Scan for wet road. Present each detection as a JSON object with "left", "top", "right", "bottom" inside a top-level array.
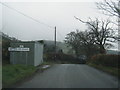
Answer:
[{"left": 17, "top": 64, "right": 119, "bottom": 88}]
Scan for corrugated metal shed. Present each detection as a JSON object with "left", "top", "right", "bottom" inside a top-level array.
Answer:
[{"left": 9, "top": 41, "right": 43, "bottom": 66}]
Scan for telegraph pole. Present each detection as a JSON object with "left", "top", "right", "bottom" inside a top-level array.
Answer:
[
  {"left": 54, "top": 26, "right": 57, "bottom": 61},
  {"left": 118, "top": 1, "right": 120, "bottom": 51},
  {"left": 118, "top": 1, "right": 120, "bottom": 69}
]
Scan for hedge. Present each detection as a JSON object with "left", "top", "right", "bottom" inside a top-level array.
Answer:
[
  {"left": 89, "top": 54, "right": 120, "bottom": 68},
  {"left": 44, "top": 53, "right": 79, "bottom": 64}
]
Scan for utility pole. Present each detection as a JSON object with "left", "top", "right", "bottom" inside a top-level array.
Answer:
[
  {"left": 54, "top": 26, "right": 57, "bottom": 61},
  {"left": 118, "top": 1, "right": 120, "bottom": 51}
]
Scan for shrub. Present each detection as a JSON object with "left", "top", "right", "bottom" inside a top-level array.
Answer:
[
  {"left": 44, "top": 53, "right": 79, "bottom": 64},
  {"left": 89, "top": 54, "right": 120, "bottom": 68}
]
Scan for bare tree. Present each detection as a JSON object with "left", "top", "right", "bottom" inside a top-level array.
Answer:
[
  {"left": 65, "top": 30, "right": 81, "bottom": 57},
  {"left": 65, "top": 30, "right": 99, "bottom": 57},
  {"left": 75, "top": 16, "right": 115, "bottom": 54},
  {"left": 96, "top": 0, "right": 120, "bottom": 49},
  {"left": 96, "top": 0, "right": 120, "bottom": 18}
]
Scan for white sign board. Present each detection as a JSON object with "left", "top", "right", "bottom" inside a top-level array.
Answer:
[{"left": 8, "top": 47, "right": 30, "bottom": 51}]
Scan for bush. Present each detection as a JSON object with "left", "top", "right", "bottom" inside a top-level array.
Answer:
[
  {"left": 89, "top": 54, "right": 120, "bottom": 68},
  {"left": 44, "top": 53, "right": 79, "bottom": 64}
]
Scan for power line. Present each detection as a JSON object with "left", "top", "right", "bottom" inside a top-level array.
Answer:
[
  {"left": 0, "top": 2, "right": 69, "bottom": 42},
  {"left": 0, "top": 2, "right": 54, "bottom": 29}
]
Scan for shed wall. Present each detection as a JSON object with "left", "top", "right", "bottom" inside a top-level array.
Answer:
[
  {"left": 10, "top": 43, "right": 35, "bottom": 66},
  {"left": 34, "top": 42, "right": 43, "bottom": 66}
]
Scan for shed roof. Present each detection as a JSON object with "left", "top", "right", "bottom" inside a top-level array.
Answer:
[{"left": 11, "top": 40, "right": 44, "bottom": 44}]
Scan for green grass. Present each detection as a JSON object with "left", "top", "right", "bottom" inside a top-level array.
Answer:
[
  {"left": 88, "top": 63, "right": 120, "bottom": 78},
  {"left": 42, "top": 60, "right": 76, "bottom": 65},
  {"left": 41, "top": 60, "right": 63, "bottom": 65},
  {"left": 41, "top": 61, "right": 55, "bottom": 65},
  {"left": 2, "top": 64, "right": 37, "bottom": 88},
  {"left": 0, "top": 65, "right": 2, "bottom": 88}
]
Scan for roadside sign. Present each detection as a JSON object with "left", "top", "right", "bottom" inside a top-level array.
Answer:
[{"left": 8, "top": 47, "right": 30, "bottom": 51}]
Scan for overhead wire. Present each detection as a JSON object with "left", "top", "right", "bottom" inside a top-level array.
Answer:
[
  {"left": 0, "top": 2, "right": 74, "bottom": 42},
  {"left": 0, "top": 2, "right": 54, "bottom": 29}
]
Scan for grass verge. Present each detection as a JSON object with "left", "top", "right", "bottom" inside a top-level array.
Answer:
[
  {"left": 41, "top": 61, "right": 56, "bottom": 65},
  {"left": 2, "top": 64, "right": 37, "bottom": 88},
  {"left": 88, "top": 63, "right": 120, "bottom": 78},
  {"left": 41, "top": 60, "right": 77, "bottom": 65}
]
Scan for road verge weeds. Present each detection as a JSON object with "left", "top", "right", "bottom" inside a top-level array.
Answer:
[
  {"left": 88, "top": 63, "right": 120, "bottom": 78},
  {"left": 2, "top": 64, "right": 37, "bottom": 88}
]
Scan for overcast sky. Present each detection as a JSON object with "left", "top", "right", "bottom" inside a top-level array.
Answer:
[{"left": 0, "top": 1, "right": 118, "bottom": 50}]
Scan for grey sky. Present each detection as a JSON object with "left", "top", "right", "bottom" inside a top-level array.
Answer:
[{"left": 0, "top": 1, "right": 118, "bottom": 50}]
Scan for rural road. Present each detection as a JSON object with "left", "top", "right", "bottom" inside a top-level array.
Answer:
[{"left": 17, "top": 64, "right": 119, "bottom": 88}]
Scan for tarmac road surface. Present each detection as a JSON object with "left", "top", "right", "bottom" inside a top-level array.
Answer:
[{"left": 17, "top": 64, "right": 119, "bottom": 88}]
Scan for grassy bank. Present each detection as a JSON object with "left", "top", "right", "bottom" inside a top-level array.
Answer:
[
  {"left": 2, "top": 64, "right": 37, "bottom": 88},
  {"left": 0, "top": 65, "right": 2, "bottom": 88},
  {"left": 88, "top": 63, "right": 120, "bottom": 78},
  {"left": 41, "top": 61, "right": 57, "bottom": 65},
  {"left": 42, "top": 60, "right": 78, "bottom": 65},
  {"left": 88, "top": 54, "right": 120, "bottom": 78}
]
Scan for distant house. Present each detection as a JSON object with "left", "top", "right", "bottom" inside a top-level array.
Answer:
[
  {"left": 106, "top": 50, "right": 120, "bottom": 55},
  {"left": 43, "top": 40, "right": 75, "bottom": 55},
  {"left": 43, "top": 40, "right": 63, "bottom": 53}
]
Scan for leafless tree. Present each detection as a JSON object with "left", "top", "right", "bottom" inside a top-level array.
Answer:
[
  {"left": 75, "top": 16, "right": 115, "bottom": 54},
  {"left": 65, "top": 30, "right": 81, "bottom": 57},
  {"left": 65, "top": 30, "right": 99, "bottom": 57},
  {"left": 96, "top": 0, "right": 120, "bottom": 18},
  {"left": 96, "top": 0, "right": 120, "bottom": 49}
]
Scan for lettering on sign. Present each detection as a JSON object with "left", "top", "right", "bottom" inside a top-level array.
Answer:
[{"left": 8, "top": 47, "right": 30, "bottom": 51}]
